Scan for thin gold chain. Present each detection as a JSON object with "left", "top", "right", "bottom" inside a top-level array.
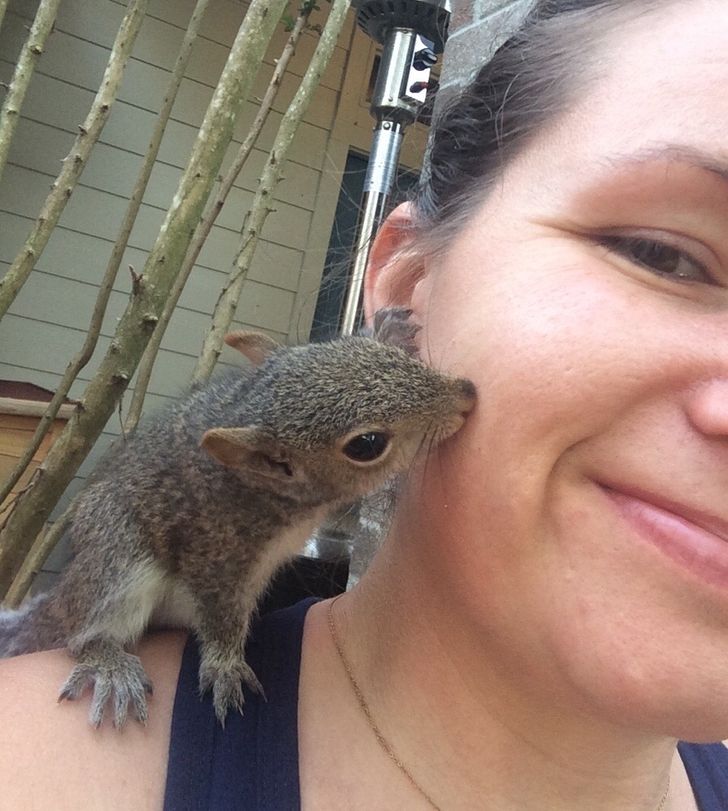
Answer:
[
  {"left": 327, "top": 594, "right": 671, "bottom": 811},
  {"left": 328, "top": 594, "right": 442, "bottom": 810},
  {"left": 656, "top": 775, "right": 671, "bottom": 811}
]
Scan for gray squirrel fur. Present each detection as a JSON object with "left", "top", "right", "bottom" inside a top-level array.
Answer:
[{"left": 0, "top": 309, "right": 475, "bottom": 728}]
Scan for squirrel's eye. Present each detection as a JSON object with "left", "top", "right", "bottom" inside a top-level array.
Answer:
[{"left": 342, "top": 432, "right": 390, "bottom": 463}]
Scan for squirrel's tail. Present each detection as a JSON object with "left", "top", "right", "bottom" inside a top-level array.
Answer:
[{"left": 0, "top": 593, "right": 58, "bottom": 657}]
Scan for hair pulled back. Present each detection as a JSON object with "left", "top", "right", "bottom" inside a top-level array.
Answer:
[{"left": 411, "top": 0, "right": 662, "bottom": 247}]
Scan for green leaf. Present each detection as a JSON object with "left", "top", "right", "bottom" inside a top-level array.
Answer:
[{"left": 281, "top": 11, "right": 296, "bottom": 30}]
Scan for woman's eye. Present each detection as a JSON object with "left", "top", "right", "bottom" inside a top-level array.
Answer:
[{"left": 597, "top": 235, "right": 713, "bottom": 284}]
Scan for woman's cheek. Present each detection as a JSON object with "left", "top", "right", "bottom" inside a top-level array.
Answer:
[{"left": 435, "top": 294, "right": 615, "bottom": 431}]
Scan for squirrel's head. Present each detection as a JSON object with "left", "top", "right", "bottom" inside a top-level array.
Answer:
[{"left": 201, "top": 332, "right": 476, "bottom": 505}]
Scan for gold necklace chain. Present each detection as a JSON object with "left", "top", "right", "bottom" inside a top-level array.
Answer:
[
  {"left": 327, "top": 595, "right": 671, "bottom": 811},
  {"left": 328, "top": 595, "right": 442, "bottom": 809},
  {"left": 656, "top": 776, "right": 671, "bottom": 811}
]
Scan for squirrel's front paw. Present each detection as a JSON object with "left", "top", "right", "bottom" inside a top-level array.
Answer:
[
  {"left": 198, "top": 658, "right": 264, "bottom": 726},
  {"left": 59, "top": 645, "right": 153, "bottom": 729}
]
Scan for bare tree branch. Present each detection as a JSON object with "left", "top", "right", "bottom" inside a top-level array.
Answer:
[
  {"left": 193, "top": 0, "right": 351, "bottom": 383},
  {"left": 0, "top": 0, "right": 62, "bottom": 186},
  {"left": 0, "top": 0, "right": 148, "bottom": 322},
  {"left": 0, "top": 0, "right": 211, "bottom": 511},
  {"left": 124, "top": 2, "right": 312, "bottom": 432},
  {"left": 0, "top": 0, "right": 10, "bottom": 39},
  {"left": 4, "top": 505, "right": 73, "bottom": 608},
  {"left": 0, "top": 0, "right": 289, "bottom": 599}
]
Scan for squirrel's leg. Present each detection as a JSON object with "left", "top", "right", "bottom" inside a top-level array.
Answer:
[
  {"left": 57, "top": 558, "right": 166, "bottom": 728},
  {"left": 185, "top": 529, "right": 310, "bottom": 725},
  {"left": 60, "top": 637, "right": 153, "bottom": 728},
  {"left": 194, "top": 592, "right": 263, "bottom": 726}
]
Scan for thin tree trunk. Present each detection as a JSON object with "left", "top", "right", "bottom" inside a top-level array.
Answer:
[
  {"left": 0, "top": 0, "right": 62, "bottom": 187},
  {"left": 124, "top": 4, "right": 312, "bottom": 432},
  {"left": 0, "top": 0, "right": 288, "bottom": 600},
  {"left": 193, "top": 0, "right": 351, "bottom": 383},
  {"left": 0, "top": 0, "right": 147, "bottom": 322},
  {"left": 0, "top": 0, "right": 211, "bottom": 511},
  {"left": 0, "top": 0, "right": 10, "bottom": 38},
  {"left": 4, "top": 506, "right": 72, "bottom": 607}
]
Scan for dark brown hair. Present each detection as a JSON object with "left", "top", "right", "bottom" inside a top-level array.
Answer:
[{"left": 410, "top": 0, "right": 664, "bottom": 247}]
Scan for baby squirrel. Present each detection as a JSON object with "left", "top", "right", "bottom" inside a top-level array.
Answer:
[{"left": 0, "top": 310, "right": 476, "bottom": 728}]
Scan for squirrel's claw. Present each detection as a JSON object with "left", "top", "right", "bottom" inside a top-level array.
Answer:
[
  {"left": 212, "top": 674, "right": 244, "bottom": 727},
  {"left": 89, "top": 676, "right": 113, "bottom": 728},
  {"left": 198, "top": 656, "right": 266, "bottom": 726},
  {"left": 59, "top": 647, "right": 153, "bottom": 729},
  {"left": 239, "top": 660, "right": 265, "bottom": 698},
  {"left": 58, "top": 664, "right": 94, "bottom": 705}
]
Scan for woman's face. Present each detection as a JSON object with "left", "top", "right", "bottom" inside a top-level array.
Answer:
[{"left": 394, "top": 1, "right": 728, "bottom": 740}]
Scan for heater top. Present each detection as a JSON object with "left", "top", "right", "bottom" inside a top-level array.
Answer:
[{"left": 351, "top": 0, "right": 451, "bottom": 52}]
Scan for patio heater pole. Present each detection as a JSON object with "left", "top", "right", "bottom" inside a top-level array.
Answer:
[
  {"left": 339, "top": 0, "right": 451, "bottom": 335},
  {"left": 336, "top": 1, "right": 451, "bottom": 590}
]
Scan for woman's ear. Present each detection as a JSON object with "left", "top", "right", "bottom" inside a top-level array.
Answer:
[{"left": 363, "top": 202, "right": 424, "bottom": 324}]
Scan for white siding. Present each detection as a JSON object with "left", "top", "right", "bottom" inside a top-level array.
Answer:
[{"left": 0, "top": 0, "right": 356, "bottom": 387}]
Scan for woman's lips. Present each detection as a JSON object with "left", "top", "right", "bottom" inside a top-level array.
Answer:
[{"left": 599, "top": 483, "right": 728, "bottom": 589}]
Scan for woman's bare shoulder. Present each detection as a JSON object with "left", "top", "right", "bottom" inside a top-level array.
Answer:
[{"left": 0, "top": 631, "right": 186, "bottom": 810}]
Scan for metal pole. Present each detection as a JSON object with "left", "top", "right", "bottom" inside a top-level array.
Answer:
[
  {"left": 339, "top": 1, "right": 451, "bottom": 588},
  {"left": 339, "top": 1, "right": 450, "bottom": 334},
  {"left": 339, "top": 121, "right": 404, "bottom": 334}
]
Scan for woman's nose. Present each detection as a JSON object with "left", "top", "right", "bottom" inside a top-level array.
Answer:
[{"left": 685, "top": 378, "right": 728, "bottom": 438}]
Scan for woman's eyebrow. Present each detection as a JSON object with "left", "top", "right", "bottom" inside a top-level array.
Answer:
[{"left": 602, "top": 144, "right": 728, "bottom": 185}]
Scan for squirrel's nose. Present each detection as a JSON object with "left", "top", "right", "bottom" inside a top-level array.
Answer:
[{"left": 455, "top": 378, "right": 477, "bottom": 413}]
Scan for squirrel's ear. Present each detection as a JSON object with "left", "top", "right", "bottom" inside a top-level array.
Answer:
[
  {"left": 201, "top": 427, "right": 296, "bottom": 481},
  {"left": 371, "top": 307, "right": 420, "bottom": 355},
  {"left": 223, "top": 331, "right": 279, "bottom": 366}
]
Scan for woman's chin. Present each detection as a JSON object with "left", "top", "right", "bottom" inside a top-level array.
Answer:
[{"left": 559, "top": 643, "right": 728, "bottom": 743}]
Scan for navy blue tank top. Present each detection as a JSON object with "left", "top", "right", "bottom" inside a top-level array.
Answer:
[{"left": 164, "top": 599, "right": 728, "bottom": 810}]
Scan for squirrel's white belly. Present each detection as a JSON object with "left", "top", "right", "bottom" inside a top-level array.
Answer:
[
  {"left": 150, "top": 574, "right": 200, "bottom": 630},
  {"left": 245, "top": 506, "right": 332, "bottom": 599},
  {"left": 84, "top": 508, "right": 329, "bottom": 643},
  {"left": 77, "top": 561, "right": 199, "bottom": 643}
]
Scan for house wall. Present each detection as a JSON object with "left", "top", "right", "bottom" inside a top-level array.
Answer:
[
  {"left": 443, "top": 0, "right": 531, "bottom": 90},
  {"left": 0, "top": 0, "right": 355, "bottom": 384}
]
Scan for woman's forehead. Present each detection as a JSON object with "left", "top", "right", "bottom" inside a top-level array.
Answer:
[
  {"left": 573, "top": 3, "right": 727, "bottom": 152},
  {"left": 502, "top": 3, "right": 728, "bottom": 196}
]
